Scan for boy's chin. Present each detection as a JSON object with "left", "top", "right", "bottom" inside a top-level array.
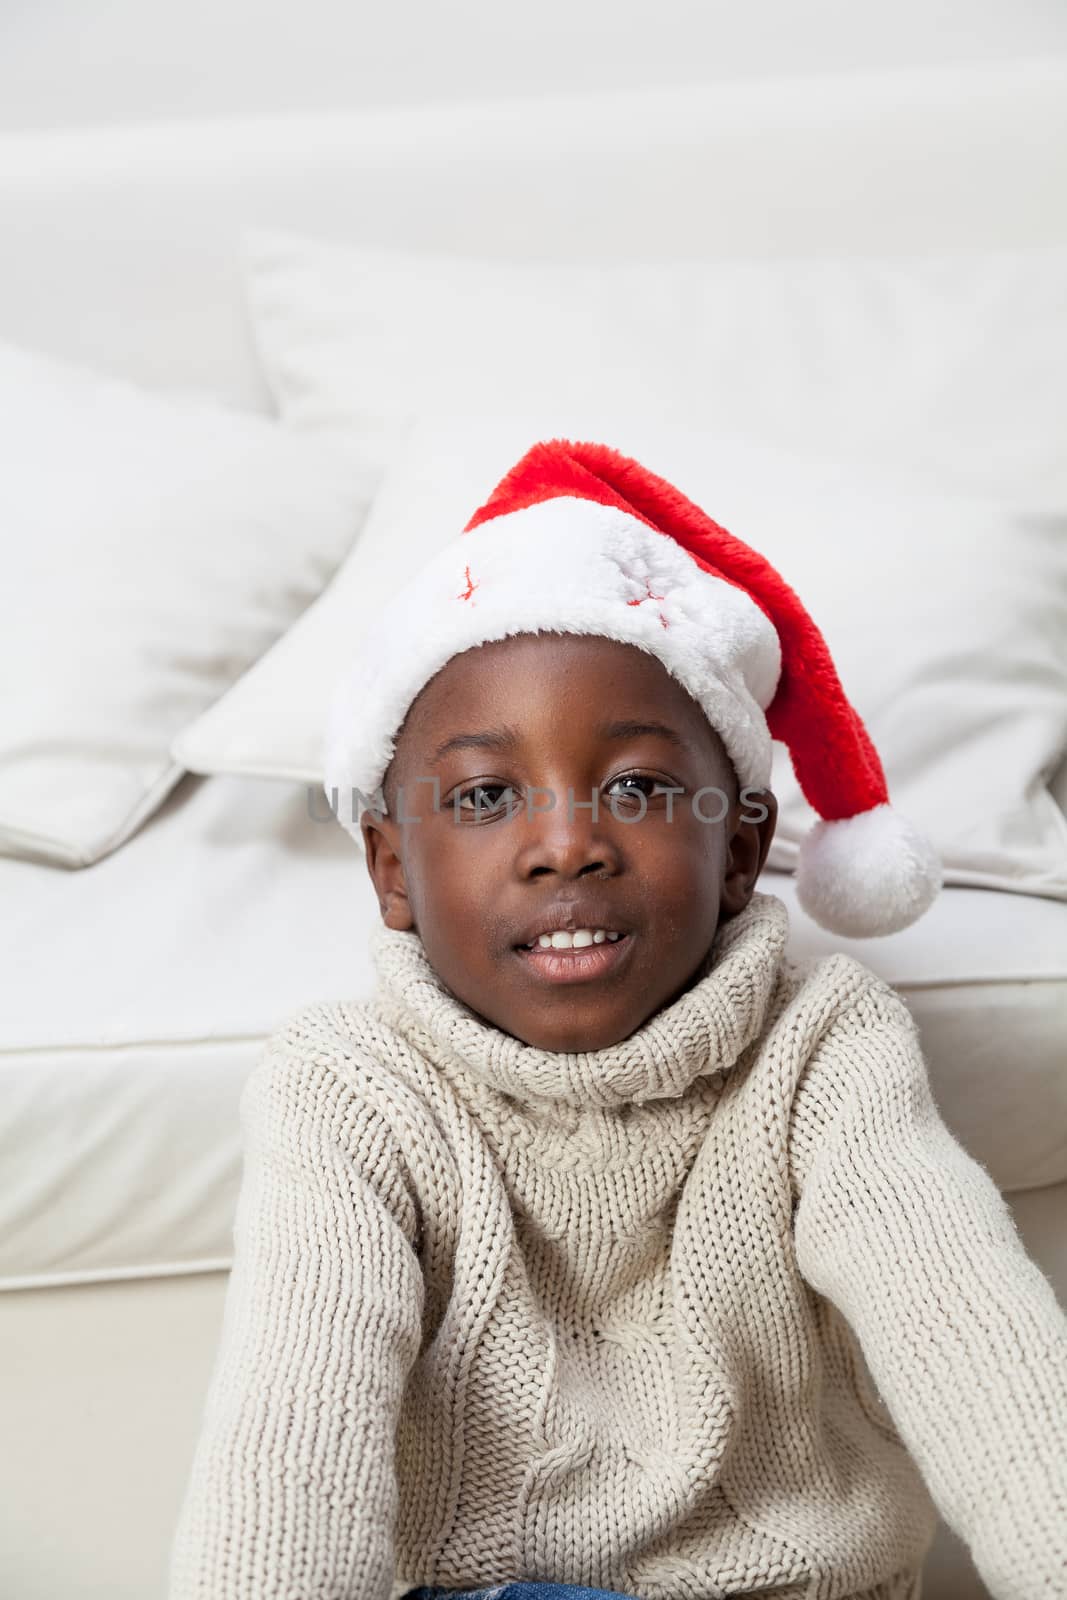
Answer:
[{"left": 494, "top": 1001, "right": 651, "bottom": 1055}]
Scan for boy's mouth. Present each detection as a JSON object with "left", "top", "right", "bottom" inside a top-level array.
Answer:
[
  {"left": 512, "top": 931, "right": 633, "bottom": 985},
  {"left": 517, "top": 928, "right": 624, "bottom": 951}
]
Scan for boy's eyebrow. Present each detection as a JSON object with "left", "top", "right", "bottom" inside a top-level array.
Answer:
[
  {"left": 429, "top": 719, "right": 699, "bottom": 763},
  {"left": 599, "top": 719, "right": 698, "bottom": 754},
  {"left": 430, "top": 729, "right": 521, "bottom": 762}
]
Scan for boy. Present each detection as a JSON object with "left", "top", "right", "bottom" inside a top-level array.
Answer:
[{"left": 169, "top": 442, "right": 1067, "bottom": 1600}]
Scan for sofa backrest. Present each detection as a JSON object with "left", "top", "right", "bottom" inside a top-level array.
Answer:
[{"left": 0, "top": 60, "right": 1065, "bottom": 412}]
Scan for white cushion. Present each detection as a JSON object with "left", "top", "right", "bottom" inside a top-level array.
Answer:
[
  {"left": 244, "top": 229, "right": 1067, "bottom": 507},
  {"left": 0, "top": 341, "right": 371, "bottom": 867},
  {"left": 175, "top": 416, "right": 1067, "bottom": 903}
]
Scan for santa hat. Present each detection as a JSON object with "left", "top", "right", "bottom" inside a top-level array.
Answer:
[{"left": 323, "top": 439, "right": 942, "bottom": 938}]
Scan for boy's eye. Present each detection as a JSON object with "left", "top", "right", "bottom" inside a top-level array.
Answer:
[
  {"left": 456, "top": 783, "right": 519, "bottom": 815},
  {"left": 606, "top": 772, "right": 674, "bottom": 805}
]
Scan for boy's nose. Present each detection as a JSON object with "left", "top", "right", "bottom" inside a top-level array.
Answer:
[{"left": 513, "top": 788, "right": 624, "bottom": 879}]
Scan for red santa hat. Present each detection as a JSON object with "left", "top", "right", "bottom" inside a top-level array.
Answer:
[{"left": 323, "top": 438, "right": 942, "bottom": 937}]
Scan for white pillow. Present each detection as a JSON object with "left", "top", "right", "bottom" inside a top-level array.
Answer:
[
  {"left": 173, "top": 415, "right": 1067, "bottom": 903},
  {"left": 244, "top": 230, "right": 1067, "bottom": 508},
  {"left": 0, "top": 341, "right": 371, "bottom": 868}
]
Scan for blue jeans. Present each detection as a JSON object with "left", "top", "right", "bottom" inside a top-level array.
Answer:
[{"left": 404, "top": 1586, "right": 640, "bottom": 1600}]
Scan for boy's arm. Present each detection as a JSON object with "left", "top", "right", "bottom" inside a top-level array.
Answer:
[
  {"left": 168, "top": 1034, "right": 425, "bottom": 1600},
  {"left": 789, "top": 968, "right": 1067, "bottom": 1600}
]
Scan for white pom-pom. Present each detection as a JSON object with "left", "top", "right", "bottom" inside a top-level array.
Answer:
[{"left": 795, "top": 803, "right": 943, "bottom": 937}]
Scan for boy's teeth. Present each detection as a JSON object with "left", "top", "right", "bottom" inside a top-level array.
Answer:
[{"left": 531, "top": 929, "right": 621, "bottom": 949}]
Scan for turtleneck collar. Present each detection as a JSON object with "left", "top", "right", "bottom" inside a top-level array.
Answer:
[{"left": 367, "top": 891, "right": 790, "bottom": 1111}]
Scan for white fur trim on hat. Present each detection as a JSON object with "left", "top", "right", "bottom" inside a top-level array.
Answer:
[{"left": 323, "top": 495, "right": 781, "bottom": 844}]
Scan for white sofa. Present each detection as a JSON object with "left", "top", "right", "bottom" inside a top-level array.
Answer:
[{"left": 1, "top": 61, "right": 1065, "bottom": 1600}]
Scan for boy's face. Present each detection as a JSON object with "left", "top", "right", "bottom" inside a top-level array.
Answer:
[{"left": 361, "top": 633, "right": 777, "bottom": 1052}]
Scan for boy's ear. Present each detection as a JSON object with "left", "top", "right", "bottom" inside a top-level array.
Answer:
[
  {"left": 360, "top": 812, "right": 416, "bottom": 931},
  {"left": 719, "top": 788, "right": 778, "bottom": 919}
]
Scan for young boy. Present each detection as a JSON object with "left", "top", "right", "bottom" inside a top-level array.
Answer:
[{"left": 169, "top": 442, "right": 1067, "bottom": 1600}]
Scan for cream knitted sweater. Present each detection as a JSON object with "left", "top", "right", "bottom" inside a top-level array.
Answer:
[{"left": 169, "top": 892, "right": 1067, "bottom": 1600}]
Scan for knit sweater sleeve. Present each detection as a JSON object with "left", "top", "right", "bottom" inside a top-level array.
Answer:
[
  {"left": 168, "top": 1029, "right": 426, "bottom": 1600},
  {"left": 788, "top": 963, "right": 1067, "bottom": 1600}
]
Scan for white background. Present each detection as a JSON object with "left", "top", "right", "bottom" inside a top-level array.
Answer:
[{"left": 2, "top": 0, "right": 1066, "bottom": 129}]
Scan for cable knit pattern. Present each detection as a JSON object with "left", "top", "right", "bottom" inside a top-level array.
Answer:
[{"left": 169, "top": 892, "right": 1067, "bottom": 1600}]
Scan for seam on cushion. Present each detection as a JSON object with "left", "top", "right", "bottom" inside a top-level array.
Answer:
[
  {"left": 0, "top": 1030, "right": 272, "bottom": 1058},
  {"left": 895, "top": 972, "right": 1067, "bottom": 985},
  {"left": 893, "top": 974, "right": 1067, "bottom": 991},
  {"left": 169, "top": 747, "right": 320, "bottom": 785},
  {"left": 0, "top": 1257, "right": 234, "bottom": 1293},
  {"left": 0, "top": 759, "right": 187, "bottom": 867}
]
